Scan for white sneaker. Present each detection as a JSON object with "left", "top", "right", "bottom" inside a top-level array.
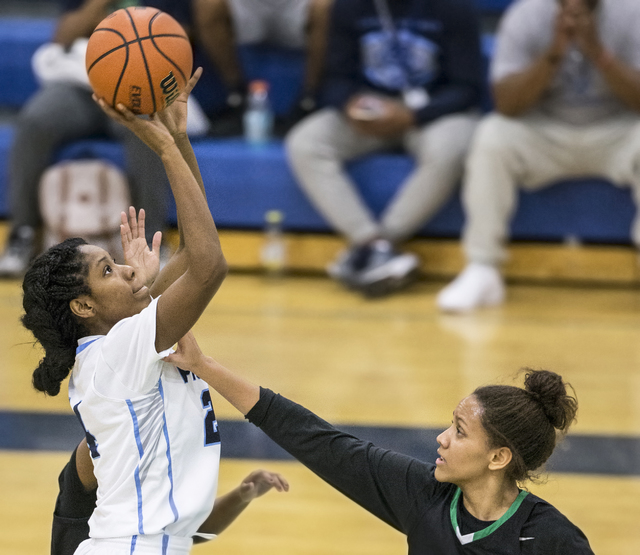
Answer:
[{"left": 437, "top": 263, "right": 505, "bottom": 313}]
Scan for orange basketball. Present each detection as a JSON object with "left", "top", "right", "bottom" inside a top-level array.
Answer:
[{"left": 86, "top": 7, "right": 193, "bottom": 115}]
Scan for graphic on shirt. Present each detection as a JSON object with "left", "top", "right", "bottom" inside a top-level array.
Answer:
[
  {"left": 552, "top": 47, "right": 601, "bottom": 104},
  {"left": 72, "top": 401, "right": 100, "bottom": 459},
  {"left": 361, "top": 29, "right": 439, "bottom": 91}
]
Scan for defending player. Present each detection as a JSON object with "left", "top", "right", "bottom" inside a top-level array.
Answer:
[
  {"left": 164, "top": 332, "right": 595, "bottom": 554},
  {"left": 21, "top": 68, "right": 230, "bottom": 554},
  {"left": 51, "top": 440, "right": 288, "bottom": 555}
]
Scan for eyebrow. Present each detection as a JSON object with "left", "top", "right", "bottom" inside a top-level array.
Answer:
[
  {"left": 453, "top": 413, "right": 467, "bottom": 428},
  {"left": 95, "top": 256, "right": 110, "bottom": 268}
]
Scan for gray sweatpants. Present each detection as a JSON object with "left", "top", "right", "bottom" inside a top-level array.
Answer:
[
  {"left": 8, "top": 83, "right": 169, "bottom": 242},
  {"left": 462, "top": 112, "right": 640, "bottom": 265},
  {"left": 286, "top": 108, "right": 479, "bottom": 245}
]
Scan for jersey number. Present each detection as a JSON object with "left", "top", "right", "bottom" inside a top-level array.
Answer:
[{"left": 201, "top": 389, "right": 220, "bottom": 446}]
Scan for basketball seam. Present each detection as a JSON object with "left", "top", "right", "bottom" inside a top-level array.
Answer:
[
  {"left": 86, "top": 27, "right": 129, "bottom": 108},
  {"left": 124, "top": 7, "right": 156, "bottom": 113},
  {"left": 148, "top": 14, "right": 187, "bottom": 84},
  {"left": 88, "top": 33, "right": 188, "bottom": 64}
]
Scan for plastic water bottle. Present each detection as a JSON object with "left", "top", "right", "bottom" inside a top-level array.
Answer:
[
  {"left": 260, "top": 210, "right": 286, "bottom": 276},
  {"left": 244, "top": 80, "right": 274, "bottom": 145}
]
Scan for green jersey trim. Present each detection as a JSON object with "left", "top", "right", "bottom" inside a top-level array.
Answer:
[{"left": 450, "top": 488, "right": 529, "bottom": 545}]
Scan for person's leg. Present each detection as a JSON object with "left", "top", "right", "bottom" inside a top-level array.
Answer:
[
  {"left": 302, "top": 0, "right": 333, "bottom": 98},
  {"left": 437, "top": 113, "right": 581, "bottom": 312},
  {"left": 269, "top": 0, "right": 333, "bottom": 133},
  {"left": 597, "top": 119, "right": 640, "bottom": 247},
  {"left": 286, "top": 108, "right": 391, "bottom": 244},
  {"left": 0, "top": 84, "right": 105, "bottom": 277},
  {"left": 286, "top": 109, "right": 405, "bottom": 291},
  {"left": 345, "top": 113, "right": 479, "bottom": 296},
  {"left": 108, "top": 121, "right": 169, "bottom": 243},
  {"left": 381, "top": 112, "right": 480, "bottom": 242},
  {"left": 192, "top": 0, "right": 245, "bottom": 93},
  {"left": 192, "top": 0, "right": 248, "bottom": 135}
]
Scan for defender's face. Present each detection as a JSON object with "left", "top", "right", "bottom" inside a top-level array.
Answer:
[
  {"left": 434, "top": 396, "right": 495, "bottom": 486},
  {"left": 80, "top": 245, "right": 151, "bottom": 330}
]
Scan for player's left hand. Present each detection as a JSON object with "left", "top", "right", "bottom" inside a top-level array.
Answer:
[
  {"left": 238, "top": 469, "right": 290, "bottom": 503},
  {"left": 121, "top": 206, "right": 161, "bottom": 289},
  {"left": 156, "top": 66, "right": 203, "bottom": 137}
]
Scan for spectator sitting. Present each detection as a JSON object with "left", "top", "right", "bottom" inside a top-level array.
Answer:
[
  {"left": 437, "top": 0, "right": 640, "bottom": 312},
  {"left": 0, "top": 0, "right": 193, "bottom": 278},
  {"left": 192, "top": 0, "right": 334, "bottom": 135},
  {"left": 286, "top": 0, "right": 484, "bottom": 297}
]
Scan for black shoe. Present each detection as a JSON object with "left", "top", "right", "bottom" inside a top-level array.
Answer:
[
  {"left": 0, "top": 226, "right": 36, "bottom": 278},
  {"left": 355, "top": 240, "right": 420, "bottom": 298},
  {"left": 327, "top": 244, "right": 373, "bottom": 289},
  {"left": 207, "top": 90, "right": 246, "bottom": 137}
]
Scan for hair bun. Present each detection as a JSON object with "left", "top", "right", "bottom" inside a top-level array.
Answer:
[{"left": 523, "top": 369, "right": 577, "bottom": 432}]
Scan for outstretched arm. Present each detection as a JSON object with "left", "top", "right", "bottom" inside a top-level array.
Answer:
[
  {"left": 163, "top": 333, "right": 437, "bottom": 535},
  {"left": 194, "top": 469, "right": 289, "bottom": 541}
]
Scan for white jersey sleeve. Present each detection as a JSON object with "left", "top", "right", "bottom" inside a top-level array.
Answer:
[{"left": 99, "top": 296, "right": 172, "bottom": 396}]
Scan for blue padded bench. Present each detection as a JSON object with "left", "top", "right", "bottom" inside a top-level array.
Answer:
[{"left": 0, "top": 127, "right": 632, "bottom": 244}]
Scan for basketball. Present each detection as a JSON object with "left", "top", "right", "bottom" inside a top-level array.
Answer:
[{"left": 85, "top": 7, "right": 193, "bottom": 115}]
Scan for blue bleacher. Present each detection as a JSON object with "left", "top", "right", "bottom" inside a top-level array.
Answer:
[{"left": 0, "top": 5, "right": 635, "bottom": 246}]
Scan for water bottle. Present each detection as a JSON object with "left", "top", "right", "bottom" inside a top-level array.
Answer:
[
  {"left": 260, "top": 210, "right": 286, "bottom": 276},
  {"left": 244, "top": 80, "right": 274, "bottom": 145}
]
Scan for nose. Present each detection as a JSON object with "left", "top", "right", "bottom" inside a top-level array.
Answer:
[
  {"left": 436, "top": 427, "right": 449, "bottom": 448},
  {"left": 120, "top": 264, "right": 135, "bottom": 281}
]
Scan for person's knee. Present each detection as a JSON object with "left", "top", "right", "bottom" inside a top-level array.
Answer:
[
  {"left": 470, "top": 114, "right": 520, "bottom": 156},
  {"left": 285, "top": 121, "right": 322, "bottom": 164}
]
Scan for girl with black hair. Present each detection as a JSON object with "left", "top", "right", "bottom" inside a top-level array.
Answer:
[
  {"left": 164, "top": 332, "right": 595, "bottom": 554},
  {"left": 22, "top": 69, "right": 231, "bottom": 554}
]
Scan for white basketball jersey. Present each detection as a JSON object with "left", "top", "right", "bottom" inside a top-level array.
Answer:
[{"left": 69, "top": 297, "right": 220, "bottom": 547}]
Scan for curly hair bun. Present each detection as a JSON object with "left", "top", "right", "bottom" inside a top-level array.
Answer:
[{"left": 523, "top": 369, "right": 577, "bottom": 432}]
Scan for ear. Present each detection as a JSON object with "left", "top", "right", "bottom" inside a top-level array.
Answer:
[
  {"left": 70, "top": 296, "right": 95, "bottom": 320},
  {"left": 488, "top": 446, "right": 513, "bottom": 472}
]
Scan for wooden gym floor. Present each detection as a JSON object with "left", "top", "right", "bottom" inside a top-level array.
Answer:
[{"left": 1, "top": 229, "right": 639, "bottom": 554}]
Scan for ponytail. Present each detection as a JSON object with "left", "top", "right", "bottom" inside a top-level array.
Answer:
[
  {"left": 22, "top": 238, "right": 90, "bottom": 396},
  {"left": 473, "top": 369, "right": 578, "bottom": 482}
]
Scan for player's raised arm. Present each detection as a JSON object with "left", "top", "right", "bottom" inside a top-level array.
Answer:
[
  {"left": 95, "top": 70, "right": 227, "bottom": 352},
  {"left": 149, "top": 67, "right": 213, "bottom": 296}
]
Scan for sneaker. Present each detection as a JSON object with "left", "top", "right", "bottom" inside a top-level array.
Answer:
[
  {"left": 436, "top": 263, "right": 505, "bottom": 313},
  {"left": 327, "top": 244, "right": 374, "bottom": 289},
  {"left": 354, "top": 240, "right": 420, "bottom": 298},
  {"left": 0, "top": 226, "right": 36, "bottom": 278}
]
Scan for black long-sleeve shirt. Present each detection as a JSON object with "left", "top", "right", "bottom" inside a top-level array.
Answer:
[
  {"left": 246, "top": 388, "right": 594, "bottom": 555},
  {"left": 322, "top": 0, "right": 484, "bottom": 125}
]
